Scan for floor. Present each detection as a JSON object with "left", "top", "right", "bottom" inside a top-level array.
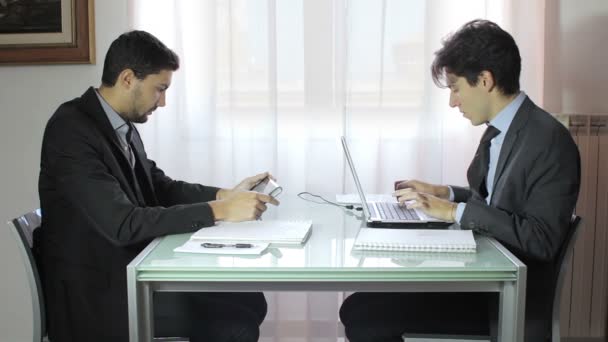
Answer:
[
  {"left": 259, "top": 292, "right": 346, "bottom": 342},
  {"left": 260, "top": 320, "right": 346, "bottom": 342}
]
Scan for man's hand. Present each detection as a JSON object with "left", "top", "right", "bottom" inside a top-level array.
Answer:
[
  {"left": 235, "top": 172, "right": 274, "bottom": 191},
  {"left": 217, "top": 172, "right": 275, "bottom": 200},
  {"left": 393, "top": 179, "right": 450, "bottom": 200},
  {"left": 210, "top": 191, "right": 280, "bottom": 222},
  {"left": 395, "top": 190, "right": 457, "bottom": 222}
]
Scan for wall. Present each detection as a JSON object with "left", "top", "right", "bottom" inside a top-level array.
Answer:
[
  {"left": 544, "top": 0, "right": 608, "bottom": 114},
  {"left": 0, "top": 1, "right": 128, "bottom": 341}
]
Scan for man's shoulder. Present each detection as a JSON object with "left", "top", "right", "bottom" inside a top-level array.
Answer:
[
  {"left": 47, "top": 88, "right": 97, "bottom": 128},
  {"left": 514, "top": 100, "right": 579, "bottom": 164},
  {"left": 520, "top": 98, "right": 572, "bottom": 140}
]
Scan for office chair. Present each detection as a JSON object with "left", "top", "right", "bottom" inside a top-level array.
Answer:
[
  {"left": 8, "top": 209, "right": 46, "bottom": 342},
  {"left": 402, "top": 215, "right": 582, "bottom": 342},
  {"left": 550, "top": 215, "right": 581, "bottom": 342},
  {"left": 8, "top": 209, "right": 189, "bottom": 342}
]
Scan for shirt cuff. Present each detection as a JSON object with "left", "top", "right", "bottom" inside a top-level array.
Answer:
[
  {"left": 448, "top": 186, "right": 455, "bottom": 201},
  {"left": 455, "top": 202, "right": 466, "bottom": 224}
]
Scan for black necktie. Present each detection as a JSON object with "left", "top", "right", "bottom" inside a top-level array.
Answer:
[
  {"left": 122, "top": 123, "right": 144, "bottom": 204},
  {"left": 125, "top": 124, "right": 135, "bottom": 168},
  {"left": 467, "top": 125, "right": 500, "bottom": 199},
  {"left": 127, "top": 124, "right": 157, "bottom": 205}
]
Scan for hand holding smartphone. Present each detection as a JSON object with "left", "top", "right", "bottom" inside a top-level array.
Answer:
[{"left": 250, "top": 177, "right": 283, "bottom": 198}]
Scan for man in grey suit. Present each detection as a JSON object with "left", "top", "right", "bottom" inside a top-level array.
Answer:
[
  {"left": 37, "top": 30, "right": 278, "bottom": 342},
  {"left": 339, "top": 19, "right": 581, "bottom": 342}
]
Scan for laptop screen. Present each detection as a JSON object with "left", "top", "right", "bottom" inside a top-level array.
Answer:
[{"left": 341, "top": 136, "right": 372, "bottom": 220}]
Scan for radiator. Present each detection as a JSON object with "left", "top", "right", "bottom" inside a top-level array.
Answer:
[{"left": 561, "top": 115, "right": 608, "bottom": 339}]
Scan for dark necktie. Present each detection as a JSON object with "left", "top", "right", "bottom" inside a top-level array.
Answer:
[
  {"left": 125, "top": 124, "right": 135, "bottom": 168},
  {"left": 122, "top": 123, "right": 145, "bottom": 204},
  {"left": 467, "top": 125, "right": 500, "bottom": 199},
  {"left": 127, "top": 124, "right": 157, "bottom": 205}
]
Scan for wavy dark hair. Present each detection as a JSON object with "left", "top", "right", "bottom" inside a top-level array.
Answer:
[
  {"left": 431, "top": 19, "right": 521, "bottom": 95},
  {"left": 101, "top": 30, "right": 179, "bottom": 86}
]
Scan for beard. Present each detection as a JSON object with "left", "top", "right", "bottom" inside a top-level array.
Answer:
[
  {"left": 132, "top": 115, "right": 148, "bottom": 124},
  {"left": 124, "top": 106, "right": 152, "bottom": 123},
  {"left": 131, "top": 109, "right": 153, "bottom": 123},
  {"left": 128, "top": 87, "right": 156, "bottom": 123}
]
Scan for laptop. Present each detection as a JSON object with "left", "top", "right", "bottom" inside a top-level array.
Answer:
[{"left": 341, "top": 136, "right": 449, "bottom": 228}]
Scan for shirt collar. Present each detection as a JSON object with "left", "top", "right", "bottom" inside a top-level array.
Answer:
[
  {"left": 489, "top": 91, "right": 527, "bottom": 141},
  {"left": 94, "top": 89, "right": 130, "bottom": 133}
]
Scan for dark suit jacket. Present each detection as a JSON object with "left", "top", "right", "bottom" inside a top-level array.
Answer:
[
  {"left": 36, "top": 87, "right": 220, "bottom": 341},
  {"left": 452, "top": 97, "right": 581, "bottom": 340}
]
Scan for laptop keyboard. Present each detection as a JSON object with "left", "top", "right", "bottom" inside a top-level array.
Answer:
[{"left": 375, "top": 202, "right": 421, "bottom": 220}]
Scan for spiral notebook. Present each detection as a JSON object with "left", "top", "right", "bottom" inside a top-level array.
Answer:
[{"left": 353, "top": 228, "right": 476, "bottom": 253}]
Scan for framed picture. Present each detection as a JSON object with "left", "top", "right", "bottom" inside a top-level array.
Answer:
[{"left": 0, "top": 0, "right": 95, "bottom": 65}]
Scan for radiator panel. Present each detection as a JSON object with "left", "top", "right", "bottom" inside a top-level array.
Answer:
[{"left": 562, "top": 115, "right": 608, "bottom": 338}]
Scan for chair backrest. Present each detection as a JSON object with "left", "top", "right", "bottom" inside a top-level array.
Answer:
[
  {"left": 8, "top": 209, "right": 46, "bottom": 342},
  {"left": 401, "top": 215, "right": 583, "bottom": 342},
  {"left": 551, "top": 215, "right": 582, "bottom": 342}
]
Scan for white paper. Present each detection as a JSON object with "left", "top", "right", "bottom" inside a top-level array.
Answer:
[
  {"left": 174, "top": 240, "right": 269, "bottom": 255},
  {"left": 191, "top": 220, "right": 312, "bottom": 245},
  {"left": 354, "top": 228, "right": 477, "bottom": 253},
  {"left": 336, "top": 193, "right": 397, "bottom": 204}
]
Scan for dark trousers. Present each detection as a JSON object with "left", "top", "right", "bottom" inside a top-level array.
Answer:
[
  {"left": 154, "top": 292, "right": 267, "bottom": 342},
  {"left": 42, "top": 264, "right": 267, "bottom": 342},
  {"left": 339, "top": 292, "right": 498, "bottom": 342}
]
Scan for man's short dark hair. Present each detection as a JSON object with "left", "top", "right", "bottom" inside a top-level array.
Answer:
[
  {"left": 431, "top": 19, "right": 521, "bottom": 95},
  {"left": 101, "top": 30, "right": 179, "bottom": 86}
]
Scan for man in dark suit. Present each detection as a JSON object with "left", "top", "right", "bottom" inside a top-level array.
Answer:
[
  {"left": 339, "top": 20, "right": 581, "bottom": 342},
  {"left": 36, "top": 30, "right": 279, "bottom": 342}
]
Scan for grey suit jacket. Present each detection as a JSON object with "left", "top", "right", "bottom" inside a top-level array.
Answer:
[{"left": 452, "top": 97, "right": 581, "bottom": 339}]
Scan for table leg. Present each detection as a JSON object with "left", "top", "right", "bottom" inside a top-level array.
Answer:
[
  {"left": 141, "top": 282, "right": 154, "bottom": 342},
  {"left": 498, "top": 278, "right": 526, "bottom": 342},
  {"left": 127, "top": 265, "right": 140, "bottom": 342}
]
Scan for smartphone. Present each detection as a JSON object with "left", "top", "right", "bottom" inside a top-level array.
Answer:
[{"left": 250, "top": 177, "right": 283, "bottom": 198}]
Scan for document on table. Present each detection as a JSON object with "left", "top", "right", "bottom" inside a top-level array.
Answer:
[
  {"left": 174, "top": 220, "right": 311, "bottom": 255},
  {"left": 190, "top": 220, "right": 312, "bottom": 246},
  {"left": 174, "top": 240, "right": 269, "bottom": 255}
]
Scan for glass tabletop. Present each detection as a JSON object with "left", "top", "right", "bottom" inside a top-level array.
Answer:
[{"left": 135, "top": 195, "right": 518, "bottom": 281}]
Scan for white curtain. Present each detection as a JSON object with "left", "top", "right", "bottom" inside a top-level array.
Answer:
[{"left": 128, "top": 0, "right": 545, "bottom": 340}]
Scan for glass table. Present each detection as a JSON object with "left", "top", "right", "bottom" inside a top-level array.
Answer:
[{"left": 127, "top": 195, "right": 526, "bottom": 342}]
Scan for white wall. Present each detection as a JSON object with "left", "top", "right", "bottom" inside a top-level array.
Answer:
[
  {"left": 544, "top": 0, "right": 608, "bottom": 114},
  {"left": 0, "top": 1, "right": 128, "bottom": 341}
]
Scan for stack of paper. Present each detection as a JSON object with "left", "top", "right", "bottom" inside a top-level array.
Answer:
[
  {"left": 174, "top": 240, "right": 269, "bottom": 255},
  {"left": 174, "top": 220, "right": 313, "bottom": 255},
  {"left": 191, "top": 220, "right": 313, "bottom": 245}
]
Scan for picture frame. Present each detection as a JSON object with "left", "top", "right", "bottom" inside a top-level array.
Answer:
[{"left": 0, "top": 0, "right": 95, "bottom": 65}]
